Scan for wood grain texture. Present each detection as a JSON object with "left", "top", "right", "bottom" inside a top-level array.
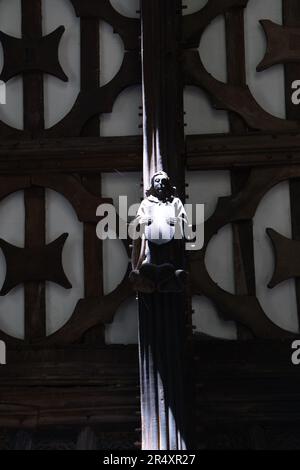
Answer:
[
  {"left": 226, "top": 7, "right": 254, "bottom": 340},
  {"left": 22, "top": 0, "right": 46, "bottom": 342},
  {"left": 140, "top": 0, "right": 188, "bottom": 450}
]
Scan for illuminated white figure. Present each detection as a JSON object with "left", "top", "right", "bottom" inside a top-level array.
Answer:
[{"left": 130, "top": 171, "right": 188, "bottom": 293}]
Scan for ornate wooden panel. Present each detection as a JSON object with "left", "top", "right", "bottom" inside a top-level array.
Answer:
[
  {"left": 183, "top": 0, "right": 300, "bottom": 449},
  {"left": 0, "top": 0, "right": 141, "bottom": 346},
  {"left": 0, "top": 0, "right": 141, "bottom": 448},
  {"left": 183, "top": 0, "right": 300, "bottom": 339}
]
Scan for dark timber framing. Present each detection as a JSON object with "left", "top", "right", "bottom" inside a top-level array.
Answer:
[
  {"left": 1, "top": 0, "right": 300, "bottom": 451},
  {"left": 283, "top": 0, "right": 300, "bottom": 326},
  {"left": 139, "top": 0, "right": 188, "bottom": 450},
  {"left": 22, "top": 0, "right": 46, "bottom": 343},
  {"left": 226, "top": 6, "right": 255, "bottom": 339},
  {"left": 0, "top": 0, "right": 141, "bottom": 450}
]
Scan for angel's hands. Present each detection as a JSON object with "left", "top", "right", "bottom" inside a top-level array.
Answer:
[
  {"left": 139, "top": 217, "right": 153, "bottom": 225},
  {"left": 166, "top": 216, "right": 179, "bottom": 226}
]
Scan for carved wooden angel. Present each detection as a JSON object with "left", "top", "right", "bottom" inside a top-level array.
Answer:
[{"left": 130, "top": 171, "right": 188, "bottom": 293}]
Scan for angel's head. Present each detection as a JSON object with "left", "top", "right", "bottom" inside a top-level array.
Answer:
[{"left": 146, "top": 171, "right": 176, "bottom": 201}]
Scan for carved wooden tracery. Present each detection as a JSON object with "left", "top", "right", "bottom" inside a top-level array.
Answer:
[
  {"left": 184, "top": 0, "right": 300, "bottom": 448},
  {"left": 0, "top": 0, "right": 141, "bottom": 447},
  {"left": 0, "top": 0, "right": 140, "bottom": 347},
  {"left": 183, "top": 0, "right": 300, "bottom": 339}
]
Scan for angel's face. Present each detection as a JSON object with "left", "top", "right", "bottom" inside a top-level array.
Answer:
[{"left": 153, "top": 174, "right": 168, "bottom": 198}]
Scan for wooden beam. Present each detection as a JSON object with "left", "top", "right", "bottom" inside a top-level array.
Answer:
[
  {"left": 226, "top": 7, "right": 254, "bottom": 339},
  {"left": 141, "top": 0, "right": 185, "bottom": 196},
  {"left": 140, "top": 0, "right": 188, "bottom": 450},
  {"left": 0, "top": 136, "right": 142, "bottom": 174},
  {"left": 186, "top": 132, "right": 300, "bottom": 170},
  {"left": 22, "top": 0, "right": 46, "bottom": 342},
  {"left": 80, "top": 16, "right": 105, "bottom": 344}
]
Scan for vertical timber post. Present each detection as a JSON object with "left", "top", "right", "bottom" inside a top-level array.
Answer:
[
  {"left": 141, "top": 0, "right": 185, "bottom": 194},
  {"left": 139, "top": 0, "right": 188, "bottom": 450},
  {"left": 22, "top": 0, "right": 46, "bottom": 342}
]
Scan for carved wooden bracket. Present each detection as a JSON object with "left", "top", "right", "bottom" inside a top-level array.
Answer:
[
  {"left": 189, "top": 166, "right": 300, "bottom": 339},
  {"left": 184, "top": 50, "right": 300, "bottom": 132},
  {"left": 0, "top": 175, "right": 134, "bottom": 347},
  {"left": 43, "top": 52, "right": 141, "bottom": 138},
  {"left": 183, "top": 0, "right": 300, "bottom": 132},
  {"left": 0, "top": 0, "right": 141, "bottom": 138},
  {"left": 70, "top": 0, "right": 140, "bottom": 50}
]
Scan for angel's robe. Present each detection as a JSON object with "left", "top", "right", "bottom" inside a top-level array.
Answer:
[{"left": 136, "top": 195, "right": 188, "bottom": 264}]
